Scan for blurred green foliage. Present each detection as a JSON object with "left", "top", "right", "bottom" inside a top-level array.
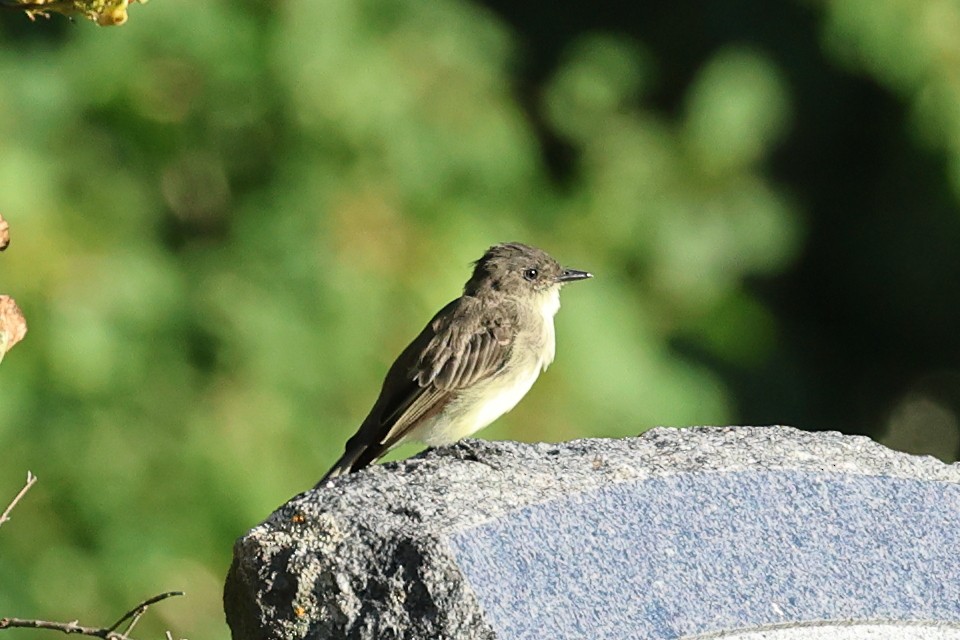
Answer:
[{"left": 1, "top": 0, "right": 959, "bottom": 636}]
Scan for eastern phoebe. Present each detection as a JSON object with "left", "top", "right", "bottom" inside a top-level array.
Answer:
[{"left": 318, "top": 242, "right": 591, "bottom": 484}]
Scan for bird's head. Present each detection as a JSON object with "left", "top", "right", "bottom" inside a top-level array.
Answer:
[{"left": 464, "top": 242, "right": 592, "bottom": 300}]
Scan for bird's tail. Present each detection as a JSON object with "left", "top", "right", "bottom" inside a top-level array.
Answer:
[
  {"left": 314, "top": 440, "right": 388, "bottom": 489},
  {"left": 314, "top": 452, "right": 357, "bottom": 487}
]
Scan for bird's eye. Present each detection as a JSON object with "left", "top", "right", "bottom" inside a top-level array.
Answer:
[{"left": 523, "top": 268, "right": 539, "bottom": 281}]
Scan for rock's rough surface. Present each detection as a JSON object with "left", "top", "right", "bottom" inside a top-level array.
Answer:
[{"left": 224, "top": 426, "right": 960, "bottom": 639}]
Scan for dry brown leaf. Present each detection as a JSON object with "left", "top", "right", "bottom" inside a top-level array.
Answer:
[
  {"left": 0, "top": 296, "right": 27, "bottom": 357},
  {"left": 0, "top": 213, "right": 8, "bottom": 251}
]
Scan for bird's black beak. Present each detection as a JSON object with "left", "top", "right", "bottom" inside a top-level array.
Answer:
[{"left": 556, "top": 268, "right": 593, "bottom": 283}]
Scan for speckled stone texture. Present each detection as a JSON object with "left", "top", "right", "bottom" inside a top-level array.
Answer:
[{"left": 223, "top": 426, "right": 960, "bottom": 640}]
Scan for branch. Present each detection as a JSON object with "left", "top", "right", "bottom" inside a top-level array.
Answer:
[
  {"left": 106, "top": 591, "right": 184, "bottom": 636},
  {"left": 0, "top": 471, "right": 37, "bottom": 529},
  {"left": 0, "top": 618, "right": 118, "bottom": 638},
  {"left": 0, "top": 591, "right": 185, "bottom": 639}
]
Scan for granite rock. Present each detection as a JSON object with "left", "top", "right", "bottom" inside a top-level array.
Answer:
[{"left": 224, "top": 426, "right": 960, "bottom": 639}]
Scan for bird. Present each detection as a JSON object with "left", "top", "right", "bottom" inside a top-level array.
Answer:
[{"left": 318, "top": 242, "right": 592, "bottom": 484}]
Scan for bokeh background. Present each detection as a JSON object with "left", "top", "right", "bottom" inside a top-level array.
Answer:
[{"left": 2, "top": 0, "right": 960, "bottom": 636}]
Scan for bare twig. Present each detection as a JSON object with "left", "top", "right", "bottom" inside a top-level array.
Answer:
[
  {"left": 0, "top": 471, "right": 37, "bottom": 529},
  {"left": 105, "top": 591, "right": 184, "bottom": 635},
  {"left": 118, "top": 607, "right": 146, "bottom": 638},
  {"left": 0, "top": 466, "right": 185, "bottom": 638},
  {"left": 0, "top": 591, "right": 185, "bottom": 639}
]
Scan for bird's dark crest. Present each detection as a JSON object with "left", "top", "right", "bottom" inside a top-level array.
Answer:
[{"left": 464, "top": 242, "right": 561, "bottom": 295}]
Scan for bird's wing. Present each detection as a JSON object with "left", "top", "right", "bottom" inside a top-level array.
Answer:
[
  {"left": 378, "top": 296, "right": 517, "bottom": 447},
  {"left": 324, "top": 297, "right": 517, "bottom": 479},
  {"left": 414, "top": 298, "right": 517, "bottom": 391}
]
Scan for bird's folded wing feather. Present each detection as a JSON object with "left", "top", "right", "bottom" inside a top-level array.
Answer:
[{"left": 374, "top": 297, "right": 517, "bottom": 449}]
